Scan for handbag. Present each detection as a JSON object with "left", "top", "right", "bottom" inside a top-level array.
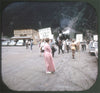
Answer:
[{"left": 52, "top": 46, "right": 57, "bottom": 52}]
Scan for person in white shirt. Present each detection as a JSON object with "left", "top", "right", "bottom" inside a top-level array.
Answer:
[
  {"left": 66, "top": 39, "right": 70, "bottom": 53},
  {"left": 40, "top": 39, "right": 45, "bottom": 56},
  {"left": 62, "top": 40, "right": 66, "bottom": 53}
]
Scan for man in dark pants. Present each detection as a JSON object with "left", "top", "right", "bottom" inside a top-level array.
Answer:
[
  {"left": 58, "top": 39, "right": 63, "bottom": 54},
  {"left": 50, "top": 39, "right": 56, "bottom": 57},
  {"left": 51, "top": 46, "right": 56, "bottom": 57},
  {"left": 81, "top": 41, "right": 86, "bottom": 51}
]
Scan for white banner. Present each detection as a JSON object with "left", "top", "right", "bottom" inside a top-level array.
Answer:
[
  {"left": 38, "top": 27, "right": 52, "bottom": 39},
  {"left": 76, "top": 34, "right": 83, "bottom": 42},
  {"left": 93, "top": 35, "right": 98, "bottom": 41}
]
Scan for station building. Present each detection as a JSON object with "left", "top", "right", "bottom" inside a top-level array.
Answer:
[{"left": 11, "top": 29, "right": 40, "bottom": 45}]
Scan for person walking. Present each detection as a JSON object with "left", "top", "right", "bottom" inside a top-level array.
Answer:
[
  {"left": 71, "top": 40, "right": 76, "bottom": 59},
  {"left": 44, "top": 38, "right": 55, "bottom": 74},
  {"left": 58, "top": 39, "right": 63, "bottom": 54}
]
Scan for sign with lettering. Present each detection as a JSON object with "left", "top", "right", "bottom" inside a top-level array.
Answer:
[
  {"left": 93, "top": 35, "right": 98, "bottom": 41},
  {"left": 76, "top": 34, "right": 83, "bottom": 42},
  {"left": 38, "top": 27, "right": 52, "bottom": 39}
]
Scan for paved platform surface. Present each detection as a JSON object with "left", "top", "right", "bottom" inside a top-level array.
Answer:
[{"left": 1, "top": 45, "right": 98, "bottom": 91}]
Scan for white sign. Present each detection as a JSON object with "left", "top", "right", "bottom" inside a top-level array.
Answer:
[
  {"left": 38, "top": 27, "right": 52, "bottom": 39},
  {"left": 76, "top": 34, "right": 83, "bottom": 42},
  {"left": 93, "top": 35, "right": 98, "bottom": 41},
  {"left": 93, "top": 41, "right": 98, "bottom": 48},
  {"left": 49, "top": 34, "right": 54, "bottom": 39}
]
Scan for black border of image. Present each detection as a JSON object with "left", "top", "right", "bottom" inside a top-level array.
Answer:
[{"left": 0, "top": 0, "right": 100, "bottom": 93}]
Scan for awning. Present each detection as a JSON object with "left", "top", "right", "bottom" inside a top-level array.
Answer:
[{"left": 11, "top": 36, "right": 32, "bottom": 39}]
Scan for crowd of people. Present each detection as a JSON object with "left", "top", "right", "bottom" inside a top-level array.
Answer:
[
  {"left": 38, "top": 38, "right": 88, "bottom": 74},
  {"left": 24, "top": 37, "right": 97, "bottom": 74}
]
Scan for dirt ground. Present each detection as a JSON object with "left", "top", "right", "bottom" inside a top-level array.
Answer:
[{"left": 1, "top": 45, "right": 98, "bottom": 91}]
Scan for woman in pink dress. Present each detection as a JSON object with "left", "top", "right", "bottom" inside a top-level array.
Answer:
[{"left": 44, "top": 38, "right": 55, "bottom": 74}]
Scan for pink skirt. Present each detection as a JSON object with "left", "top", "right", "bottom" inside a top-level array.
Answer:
[{"left": 44, "top": 52, "right": 55, "bottom": 72}]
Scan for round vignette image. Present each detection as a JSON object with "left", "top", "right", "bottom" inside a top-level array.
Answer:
[{"left": 1, "top": 1, "right": 98, "bottom": 91}]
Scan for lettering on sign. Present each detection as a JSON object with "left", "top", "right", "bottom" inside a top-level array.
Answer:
[
  {"left": 39, "top": 27, "right": 52, "bottom": 39},
  {"left": 76, "top": 34, "right": 83, "bottom": 42}
]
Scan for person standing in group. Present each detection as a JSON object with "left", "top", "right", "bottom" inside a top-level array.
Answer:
[
  {"left": 26, "top": 40, "right": 29, "bottom": 49},
  {"left": 81, "top": 40, "right": 86, "bottom": 51},
  {"left": 76, "top": 42, "right": 80, "bottom": 52},
  {"left": 50, "top": 39, "right": 56, "bottom": 57},
  {"left": 66, "top": 39, "right": 70, "bottom": 53},
  {"left": 58, "top": 39, "right": 63, "bottom": 54},
  {"left": 44, "top": 38, "right": 55, "bottom": 74},
  {"left": 71, "top": 40, "right": 76, "bottom": 59},
  {"left": 62, "top": 40, "right": 66, "bottom": 53},
  {"left": 30, "top": 40, "right": 33, "bottom": 50}
]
